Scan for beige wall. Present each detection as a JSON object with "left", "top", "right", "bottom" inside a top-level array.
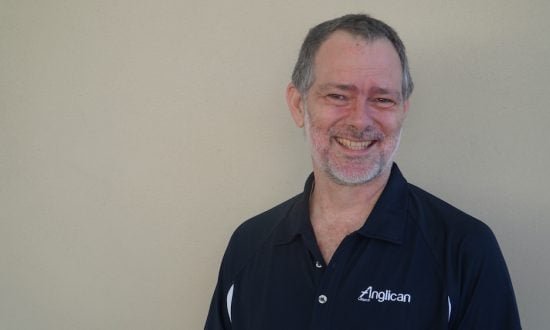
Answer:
[{"left": 2, "top": 1, "right": 549, "bottom": 329}]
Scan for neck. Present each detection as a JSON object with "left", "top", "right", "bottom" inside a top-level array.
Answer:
[
  {"left": 310, "top": 167, "right": 391, "bottom": 231},
  {"left": 308, "top": 167, "right": 392, "bottom": 263}
]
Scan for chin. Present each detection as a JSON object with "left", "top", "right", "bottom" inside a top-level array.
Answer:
[{"left": 325, "top": 164, "right": 384, "bottom": 186}]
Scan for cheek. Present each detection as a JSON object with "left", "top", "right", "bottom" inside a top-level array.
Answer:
[
  {"left": 305, "top": 117, "right": 333, "bottom": 154},
  {"left": 309, "top": 112, "right": 346, "bottom": 137},
  {"left": 306, "top": 120, "right": 327, "bottom": 145},
  {"left": 378, "top": 114, "right": 406, "bottom": 134}
]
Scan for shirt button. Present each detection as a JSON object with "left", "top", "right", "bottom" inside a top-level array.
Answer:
[
  {"left": 318, "top": 295, "right": 328, "bottom": 304},
  {"left": 315, "top": 261, "right": 323, "bottom": 269}
]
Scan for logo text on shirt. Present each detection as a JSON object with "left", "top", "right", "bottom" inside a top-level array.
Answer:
[{"left": 358, "top": 286, "right": 412, "bottom": 303}]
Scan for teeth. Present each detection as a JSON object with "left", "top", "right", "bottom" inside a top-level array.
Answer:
[{"left": 336, "top": 137, "right": 373, "bottom": 150}]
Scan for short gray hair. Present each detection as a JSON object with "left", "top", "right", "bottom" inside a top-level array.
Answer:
[{"left": 291, "top": 14, "right": 414, "bottom": 100}]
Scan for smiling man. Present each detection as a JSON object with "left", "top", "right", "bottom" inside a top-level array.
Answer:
[{"left": 205, "top": 14, "right": 521, "bottom": 329}]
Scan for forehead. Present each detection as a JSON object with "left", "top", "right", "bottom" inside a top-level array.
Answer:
[{"left": 312, "top": 31, "right": 402, "bottom": 89}]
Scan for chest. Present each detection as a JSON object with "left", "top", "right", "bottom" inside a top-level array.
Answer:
[{"left": 231, "top": 235, "right": 449, "bottom": 330}]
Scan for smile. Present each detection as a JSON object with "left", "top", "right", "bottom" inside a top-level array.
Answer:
[{"left": 335, "top": 137, "right": 375, "bottom": 150}]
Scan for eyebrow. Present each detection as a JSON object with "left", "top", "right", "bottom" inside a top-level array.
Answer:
[
  {"left": 368, "top": 86, "right": 402, "bottom": 102},
  {"left": 317, "top": 83, "right": 402, "bottom": 102},
  {"left": 318, "top": 83, "right": 358, "bottom": 92}
]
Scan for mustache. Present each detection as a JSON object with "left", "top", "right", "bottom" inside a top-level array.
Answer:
[{"left": 329, "top": 125, "right": 385, "bottom": 140}]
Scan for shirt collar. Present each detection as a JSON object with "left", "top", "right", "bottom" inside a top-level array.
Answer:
[
  {"left": 272, "top": 174, "right": 315, "bottom": 246},
  {"left": 357, "top": 163, "right": 408, "bottom": 244},
  {"left": 273, "top": 163, "right": 409, "bottom": 246}
]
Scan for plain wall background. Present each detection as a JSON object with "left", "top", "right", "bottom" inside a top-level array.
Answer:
[{"left": 1, "top": 1, "right": 549, "bottom": 329}]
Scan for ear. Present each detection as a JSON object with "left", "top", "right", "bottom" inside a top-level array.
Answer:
[{"left": 286, "top": 83, "right": 305, "bottom": 128}]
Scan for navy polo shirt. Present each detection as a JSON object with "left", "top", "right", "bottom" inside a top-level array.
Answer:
[{"left": 205, "top": 164, "right": 521, "bottom": 329}]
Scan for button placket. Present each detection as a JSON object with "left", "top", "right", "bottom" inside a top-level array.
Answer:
[{"left": 310, "top": 235, "right": 357, "bottom": 330}]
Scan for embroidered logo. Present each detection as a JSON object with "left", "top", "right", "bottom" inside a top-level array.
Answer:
[{"left": 358, "top": 286, "right": 412, "bottom": 303}]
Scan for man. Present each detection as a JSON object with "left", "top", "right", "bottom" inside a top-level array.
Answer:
[{"left": 205, "top": 14, "right": 521, "bottom": 329}]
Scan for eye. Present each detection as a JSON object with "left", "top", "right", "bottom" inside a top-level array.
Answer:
[
  {"left": 370, "top": 97, "right": 397, "bottom": 109},
  {"left": 327, "top": 94, "right": 347, "bottom": 101},
  {"left": 325, "top": 94, "right": 351, "bottom": 106}
]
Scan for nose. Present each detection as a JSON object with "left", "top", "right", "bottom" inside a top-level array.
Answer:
[{"left": 347, "top": 98, "right": 375, "bottom": 130}]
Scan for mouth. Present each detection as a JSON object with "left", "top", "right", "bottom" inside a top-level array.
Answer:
[{"left": 335, "top": 137, "right": 376, "bottom": 151}]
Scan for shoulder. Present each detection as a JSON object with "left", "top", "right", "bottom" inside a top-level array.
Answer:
[
  {"left": 407, "top": 183, "right": 493, "bottom": 241},
  {"left": 405, "top": 183, "right": 503, "bottom": 274},
  {"left": 405, "top": 185, "right": 521, "bottom": 328},
  {"left": 229, "top": 193, "right": 300, "bottom": 250}
]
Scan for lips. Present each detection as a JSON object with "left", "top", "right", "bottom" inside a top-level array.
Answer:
[{"left": 335, "top": 137, "right": 375, "bottom": 150}]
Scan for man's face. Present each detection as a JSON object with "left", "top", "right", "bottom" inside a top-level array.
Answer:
[{"left": 288, "top": 31, "right": 409, "bottom": 185}]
